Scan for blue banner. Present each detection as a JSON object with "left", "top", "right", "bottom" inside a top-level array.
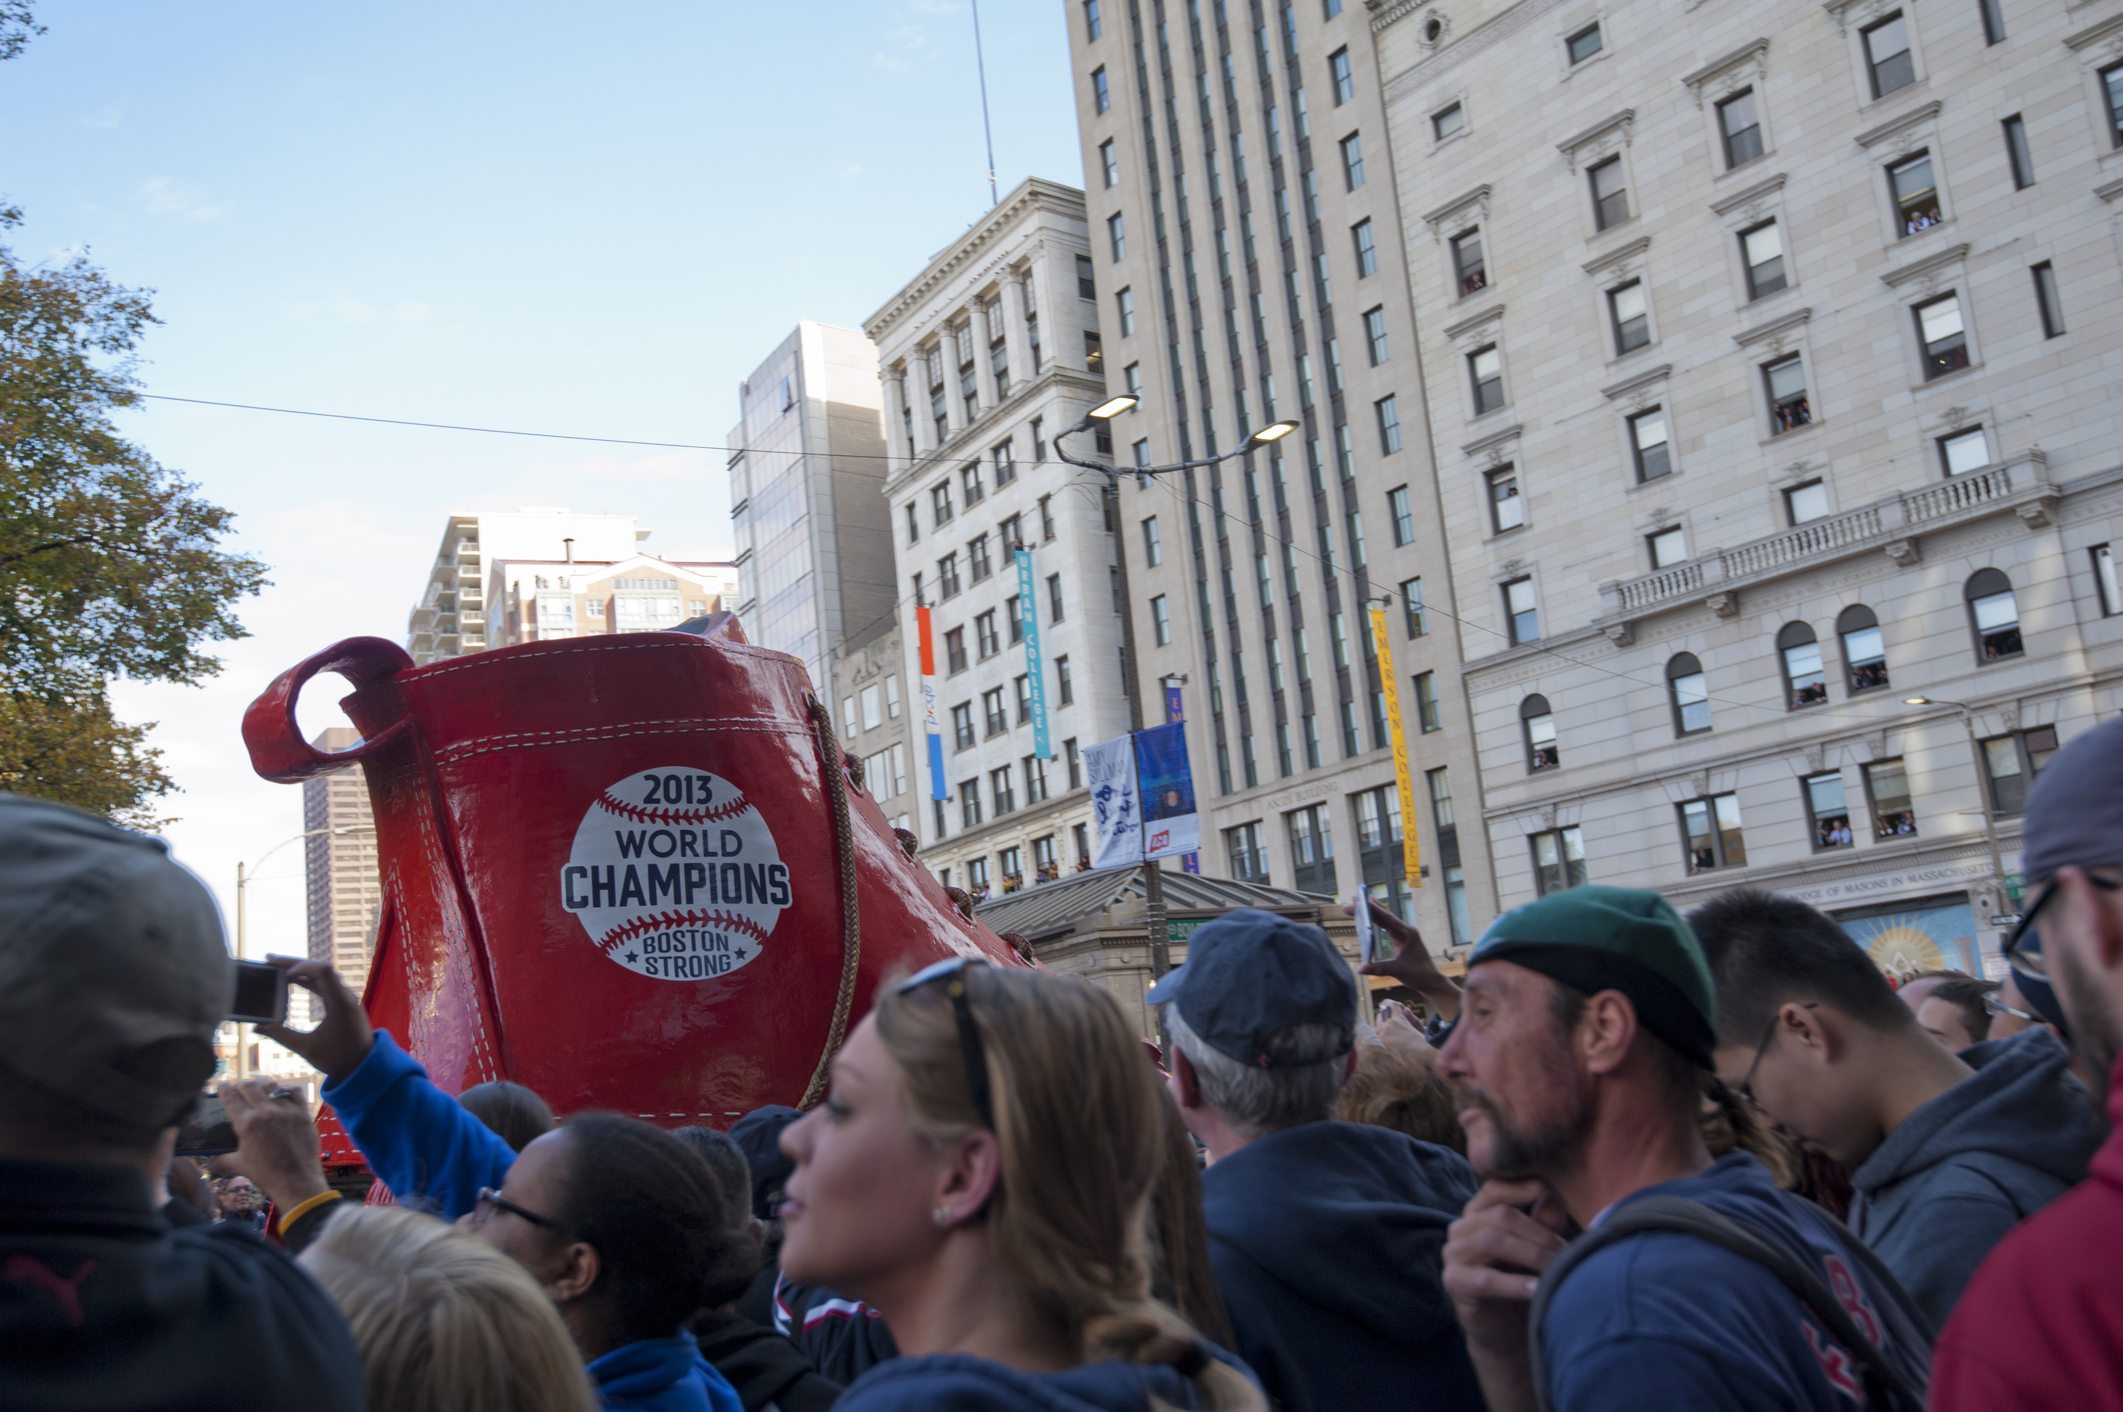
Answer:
[
  {"left": 1135, "top": 721, "right": 1199, "bottom": 860},
  {"left": 1016, "top": 548, "right": 1052, "bottom": 760},
  {"left": 1163, "top": 684, "right": 1198, "bottom": 871}
]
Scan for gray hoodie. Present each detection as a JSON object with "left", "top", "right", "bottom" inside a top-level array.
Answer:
[{"left": 1851, "top": 1026, "right": 2103, "bottom": 1326}]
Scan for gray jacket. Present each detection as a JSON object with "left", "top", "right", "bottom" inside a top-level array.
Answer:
[{"left": 1851, "top": 1027, "right": 2102, "bottom": 1326}]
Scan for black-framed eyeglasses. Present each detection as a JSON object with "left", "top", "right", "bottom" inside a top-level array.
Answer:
[
  {"left": 1736, "top": 1002, "right": 1815, "bottom": 1117},
  {"left": 1981, "top": 990, "right": 2040, "bottom": 1024},
  {"left": 898, "top": 956, "right": 996, "bottom": 1131},
  {"left": 2006, "top": 872, "right": 2122, "bottom": 980},
  {"left": 476, "top": 1186, "right": 565, "bottom": 1233}
]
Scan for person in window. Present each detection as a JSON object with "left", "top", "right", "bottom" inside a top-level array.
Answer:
[{"left": 1832, "top": 820, "right": 1854, "bottom": 847}]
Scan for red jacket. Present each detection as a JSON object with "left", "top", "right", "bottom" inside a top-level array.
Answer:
[{"left": 1930, "top": 1055, "right": 2123, "bottom": 1411}]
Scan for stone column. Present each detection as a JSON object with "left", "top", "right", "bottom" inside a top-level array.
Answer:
[
  {"left": 1026, "top": 246, "right": 1059, "bottom": 376},
  {"left": 1001, "top": 272, "right": 1033, "bottom": 393},
  {"left": 910, "top": 355, "right": 937, "bottom": 457},
  {"left": 943, "top": 319, "right": 969, "bottom": 436},
  {"left": 973, "top": 297, "right": 1001, "bottom": 411}
]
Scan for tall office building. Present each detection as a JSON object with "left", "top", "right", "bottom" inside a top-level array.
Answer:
[
  {"left": 406, "top": 508, "right": 648, "bottom": 663},
  {"left": 1372, "top": 0, "right": 2123, "bottom": 969},
  {"left": 725, "top": 323, "right": 896, "bottom": 688},
  {"left": 1068, "top": 0, "right": 1494, "bottom": 945},
  {"left": 829, "top": 621, "right": 921, "bottom": 842},
  {"left": 303, "top": 726, "right": 381, "bottom": 1005},
  {"left": 865, "top": 177, "right": 1137, "bottom": 892}
]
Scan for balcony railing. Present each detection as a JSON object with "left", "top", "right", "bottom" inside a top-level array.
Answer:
[{"left": 1600, "top": 457, "right": 2051, "bottom": 627}]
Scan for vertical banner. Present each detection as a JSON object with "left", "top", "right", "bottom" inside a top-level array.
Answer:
[
  {"left": 916, "top": 606, "right": 946, "bottom": 802},
  {"left": 1370, "top": 606, "right": 1422, "bottom": 888},
  {"left": 1135, "top": 722, "right": 1201, "bottom": 860},
  {"left": 1016, "top": 547, "right": 1053, "bottom": 760},
  {"left": 1163, "top": 683, "right": 1200, "bottom": 872},
  {"left": 1085, "top": 734, "right": 1143, "bottom": 868}
]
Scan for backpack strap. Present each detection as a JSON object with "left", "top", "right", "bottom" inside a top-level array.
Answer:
[{"left": 1527, "top": 1195, "right": 1931, "bottom": 1412}]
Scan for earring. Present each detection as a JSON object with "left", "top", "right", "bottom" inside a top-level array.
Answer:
[{"left": 932, "top": 1205, "right": 953, "bottom": 1227}]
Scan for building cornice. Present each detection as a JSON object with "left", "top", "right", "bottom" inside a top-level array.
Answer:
[
  {"left": 1460, "top": 422, "right": 1525, "bottom": 460},
  {"left": 1854, "top": 100, "right": 1943, "bottom": 149},
  {"left": 1880, "top": 241, "right": 1971, "bottom": 288},
  {"left": 1556, "top": 110, "right": 1636, "bottom": 166},
  {"left": 864, "top": 177, "right": 1088, "bottom": 339},
  {"left": 1733, "top": 306, "right": 1813, "bottom": 348},
  {"left": 1680, "top": 38, "right": 1771, "bottom": 104},
  {"left": 1600, "top": 363, "right": 1673, "bottom": 402},
  {"left": 2064, "top": 12, "right": 2123, "bottom": 50},
  {"left": 1442, "top": 302, "right": 1507, "bottom": 342},
  {"left": 1582, "top": 235, "right": 1652, "bottom": 276},
  {"left": 1421, "top": 183, "right": 1491, "bottom": 234},
  {"left": 883, "top": 367, "right": 1107, "bottom": 496},
  {"left": 1710, "top": 172, "right": 1788, "bottom": 216}
]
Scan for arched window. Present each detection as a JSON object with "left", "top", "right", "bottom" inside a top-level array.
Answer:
[
  {"left": 1965, "top": 569, "right": 2024, "bottom": 662},
  {"left": 1667, "top": 653, "right": 1711, "bottom": 736},
  {"left": 1522, "top": 694, "right": 1559, "bottom": 772},
  {"left": 1777, "top": 622, "right": 1826, "bottom": 709},
  {"left": 1838, "top": 605, "right": 1889, "bottom": 692}
]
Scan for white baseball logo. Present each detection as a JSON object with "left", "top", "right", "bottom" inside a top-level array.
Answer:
[{"left": 559, "top": 765, "right": 790, "bottom": 982}]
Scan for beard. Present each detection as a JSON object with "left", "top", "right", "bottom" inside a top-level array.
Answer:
[
  {"left": 2051, "top": 939, "right": 2118, "bottom": 1105},
  {"left": 1456, "top": 1040, "right": 1596, "bottom": 1181}
]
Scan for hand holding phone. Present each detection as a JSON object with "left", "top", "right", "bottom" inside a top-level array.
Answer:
[{"left": 229, "top": 960, "right": 289, "bottom": 1025}]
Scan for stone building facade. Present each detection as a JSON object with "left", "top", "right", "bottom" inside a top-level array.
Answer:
[{"left": 1371, "top": 0, "right": 2123, "bottom": 970}]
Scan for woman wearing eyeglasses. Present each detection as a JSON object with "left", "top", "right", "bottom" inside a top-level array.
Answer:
[{"left": 778, "top": 959, "right": 1265, "bottom": 1411}]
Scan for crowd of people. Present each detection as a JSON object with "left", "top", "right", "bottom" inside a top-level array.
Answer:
[{"left": 3, "top": 712, "right": 2121, "bottom": 1410}]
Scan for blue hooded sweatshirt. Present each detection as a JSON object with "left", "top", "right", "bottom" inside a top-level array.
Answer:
[
  {"left": 1850, "top": 1026, "right": 2102, "bottom": 1326},
  {"left": 1199, "top": 1119, "right": 1481, "bottom": 1412},
  {"left": 836, "top": 1348, "right": 1247, "bottom": 1411},
  {"left": 1540, "top": 1152, "right": 1917, "bottom": 1412},
  {"left": 325, "top": 1033, "right": 742, "bottom": 1412}
]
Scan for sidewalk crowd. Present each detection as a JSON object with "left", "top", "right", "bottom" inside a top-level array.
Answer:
[{"left": 4, "top": 713, "right": 2123, "bottom": 1410}]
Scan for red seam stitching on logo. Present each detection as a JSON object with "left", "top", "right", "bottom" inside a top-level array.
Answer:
[
  {"left": 594, "top": 788, "right": 750, "bottom": 827},
  {"left": 596, "top": 909, "right": 772, "bottom": 951}
]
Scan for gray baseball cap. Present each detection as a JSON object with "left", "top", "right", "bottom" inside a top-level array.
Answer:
[
  {"left": 2024, "top": 714, "right": 2123, "bottom": 882},
  {"left": 0, "top": 793, "right": 233, "bottom": 1127}
]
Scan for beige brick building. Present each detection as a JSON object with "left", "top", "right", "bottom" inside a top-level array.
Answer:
[
  {"left": 1372, "top": 0, "right": 2123, "bottom": 969},
  {"left": 487, "top": 552, "right": 739, "bottom": 646},
  {"left": 303, "top": 726, "right": 381, "bottom": 1006},
  {"left": 1066, "top": 0, "right": 1496, "bottom": 950}
]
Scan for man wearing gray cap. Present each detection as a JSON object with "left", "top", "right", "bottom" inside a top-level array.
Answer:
[
  {"left": 0, "top": 793, "right": 362, "bottom": 1410},
  {"left": 1151, "top": 907, "right": 1480, "bottom": 1412},
  {"left": 1930, "top": 714, "right": 2123, "bottom": 1412}
]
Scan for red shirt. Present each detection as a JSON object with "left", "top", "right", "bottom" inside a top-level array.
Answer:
[{"left": 1930, "top": 1055, "right": 2123, "bottom": 1410}]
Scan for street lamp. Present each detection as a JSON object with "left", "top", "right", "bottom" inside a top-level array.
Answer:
[
  {"left": 1901, "top": 696, "right": 2013, "bottom": 959},
  {"left": 230, "top": 823, "right": 374, "bottom": 1079}
]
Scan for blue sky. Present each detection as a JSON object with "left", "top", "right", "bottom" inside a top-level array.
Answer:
[{"left": 1, "top": 1, "right": 1085, "bottom": 953}]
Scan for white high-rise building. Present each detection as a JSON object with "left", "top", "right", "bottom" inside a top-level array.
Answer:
[
  {"left": 303, "top": 725, "right": 380, "bottom": 1009},
  {"left": 405, "top": 508, "right": 647, "bottom": 664}
]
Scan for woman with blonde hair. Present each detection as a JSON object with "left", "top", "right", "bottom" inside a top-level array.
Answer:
[
  {"left": 778, "top": 958, "right": 1263, "bottom": 1411},
  {"left": 300, "top": 1204, "right": 598, "bottom": 1412}
]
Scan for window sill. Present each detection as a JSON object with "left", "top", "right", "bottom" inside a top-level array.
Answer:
[
  {"left": 1859, "top": 76, "right": 1930, "bottom": 112},
  {"left": 1630, "top": 467, "right": 1681, "bottom": 492},
  {"left": 1563, "top": 47, "right": 1612, "bottom": 81},
  {"left": 1916, "top": 362, "right": 1980, "bottom": 391},
  {"left": 1760, "top": 418, "right": 1825, "bottom": 447},
  {"left": 1715, "top": 151, "right": 1776, "bottom": 181},
  {"left": 1745, "top": 282, "right": 1800, "bottom": 307},
  {"left": 1488, "top": 523, "right": 1530, "bottom": 543}
]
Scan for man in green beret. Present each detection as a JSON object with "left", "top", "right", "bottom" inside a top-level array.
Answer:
[{"left": 1437, "top": 885, "right": 1926, "bottom": 1412}]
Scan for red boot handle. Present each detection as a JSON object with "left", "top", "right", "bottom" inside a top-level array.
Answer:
[{"left": 243, "top": 636, "right": 415, "bottom": 783}]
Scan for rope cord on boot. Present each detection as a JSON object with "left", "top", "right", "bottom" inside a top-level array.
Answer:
[{"left": 800, "top": 691, "right": 863, "bottom": 1108}]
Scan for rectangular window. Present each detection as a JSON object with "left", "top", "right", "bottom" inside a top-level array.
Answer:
[
  {"left": 860, "top": 684, "right": 883, "bottom": 731},
  {"left": 1984, "top": 727, "right": 2060, "bottom": 816},
  {"left": 1648, "top": 524, "right": 1688, "bottom": 569},
  {"left": 1939, "top": 425, "right": 1989, "bottom": 476},
  {"left": 945, "top": 627, "right": 969, "bottom": 676},
  {"left": 1981, "top": 0, "right": 2005, "bottom": 43},
  {"left": 1863, "top": 13, "right": 1915, "bottom": 98},
  {"left": 966, "top": 857, "right": 989, "bottom": 892},
  {"left": 2105, "top": 62, "right": 2123, "bottom": 147},
  {"left": 1765, "top": 354, "right": 1812, "bottom": 434},
  {"left": 1785, "top": 479, "right": 1829, "bottom": 524},
  {"left": 1023, "top": 754, "right": 1049, "bottom": 806},
  {"left": 1630, "top": 407, "right": 1672, "bottom": 482},
  {"left": 1329, "top": 46, "right": 1354, "bottom": 104},
  {"left": 1340, "top": 132, "right": 1366, "bottom": 189},
  {"left": 1452, "top": 228, "right": 1487, "bottom": 295},
  {"left": 2095, "top": 544, "right": 2119, "bottom": 615},
  {"left": 1091, "top": 65, "right": 1110, "bottom": 113},
  {"left": 1609, "top": 280, "right": 1649, "bottom": 353},
  {"left": 1487, "top": 466, "right": 1525, "bottom": 533},
  {"left": 1388, "top": 486, "right": 1415, "bottom": 545},
  {"left": 1108, "top": 212, "right": 1126, "bottom": 262},
  {"left": 1376, "top": 395, "right": 1403, "bottom": 453},
  {"left": 1806, "top": 771, "right": 1853, "bottom": 850},
  {"left": 1742, "top": 221, "right": 1787, "bottom": 299},
  {"left": 1047, "top": 572, "right": 1064, "bottom": 623},
  {"left": 1083, "top": 331, "right": 1102, "bottom": 371},
  {"left": 959, "top": 779, "right": 982, "bottom": 828},
  {"left": 1503, "top": 576, "right": 1539, "bottom": 644},
  {"left": 1040, "top": 495, "right": 1055, "bottom": 542},
  {"left": 1589, "top": 156, "right": 1628, "bottom": 230},
  {"left": 975, "top": 610, "right": 999, "bottom": 660},
  {"left": 1352, "top": 218, "right": 1378, "bottom": 276},
  {"left": 1226, "top": 821, "right": 1270, "bottom": 885},
  {"left": 2033, "top": 262, "right": 2065, "bottom": 338},
  {"left": 982, "top": 686, "right": 1006, "bottom": 736},
  {"left": 886, "top": 674, "right": 902, "bottom": 719},
  {"left": 1915, "top": 294, "right": 1969, "bottom": 379},
  {"left": 1469, "top": 346, "right": 1503, "bottom": 415},
  {"left": 1531, "top": 827, "right": 1588, "bottom": 896},
  {"left": 1567, "top": 22, "right": 1604, "bottom": 63},
  {"left": 1413, "top": 670, "right": 1441, "bottom": 732},
  {"left": 1286, "top": 804, "right": 1337, "bottom": 894},
  {"left": 1401, "top": 577, "right": 1427, "bottom": 637},
  {"left": 1890, "top": 152, "right": 1941, "bottom": 236},
  {"left": 1100, "top": 138, "right": 1118, "bottom": 187},
  {"left": 1865, "top": 759, "right": 1917, "bottom": 839},
  {"left": 938, "top": 553, "right": 962, "bottom": 600},
  {"left": 1142, "top": 516, "right": 1162, "bottom": 567},
  {"left": 962, "top": 464, "right": 984, "bottom": 508},
  {"left": 951, "top": 703, "right": 974, "bottom": 751},
  {"left": 931, "top": 482, "right": 953, "bottom": 525},
  {"left": 1719, "top": 89, "right": 1764, "bottom": 168},
  {"left": 2003, "top": 114, "right": 2034, "bottom": 189},
  {"left": 1364, "top": 306, "right": 1390, "bottom": 365},
  {"left": 992, "top": 440, "right": 1015, "bottom": 488},
  {"left": 991, "top": 766, "right": 1016, "bottom": 817},
  {"left": 1115, "top": 287, "right": 1134, "bottom": 337},
  {"left": 1150, "top": 594, "right": 1171, "bottom": 646},
  {"left": 1433, "top": 101, "right": 1466, "bottom": 140},
  {"left": 1680, "top": 794, "right": 1747, "bottom": 873},
  {"left": 904, "top": 503, "right": 921, "bottom": 544}
]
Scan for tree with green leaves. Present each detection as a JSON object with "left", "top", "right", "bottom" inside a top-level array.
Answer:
[{"left": 1, "top": 197, "right": 269, "bottom": 826}]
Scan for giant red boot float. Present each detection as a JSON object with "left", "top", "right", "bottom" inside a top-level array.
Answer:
[{"left": 243, "top": 616, "right": 1021, "bottom": 1126}]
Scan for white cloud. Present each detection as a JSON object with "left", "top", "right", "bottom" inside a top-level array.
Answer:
[{"left": 141, "top": 176, "right": 231, "bottom": 223}]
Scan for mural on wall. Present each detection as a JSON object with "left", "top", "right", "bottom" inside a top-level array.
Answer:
[{"left": 1834, "top": 895, "right": 1980, "bottom": 979}]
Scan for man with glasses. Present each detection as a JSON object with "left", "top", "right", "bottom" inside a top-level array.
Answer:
[
  {"left": 1153, "top": 908, "right": 1481, "bottom": 1412},
  {"left": 1932, "top": 715, "right": 2123, "bottom": 1411},
  {"left": 1691, "top": 889, "right": 2097, "bottom": 1326}
]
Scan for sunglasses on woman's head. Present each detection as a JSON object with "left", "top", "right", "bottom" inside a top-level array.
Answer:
[{"left": 897, "top": 956, "right": 997, "bottom": 1131}]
